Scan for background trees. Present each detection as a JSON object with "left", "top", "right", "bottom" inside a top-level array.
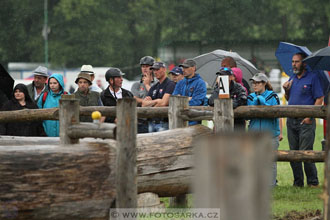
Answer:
[{"left": 0, "top": 0, "right": 329, "bottom": 77}]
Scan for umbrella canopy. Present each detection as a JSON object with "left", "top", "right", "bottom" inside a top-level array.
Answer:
[
  {"left": 275, "top": 42, "right": 330, "bottom": 95},
  {"left": 0, "top": 63, "right": 14, "bottom": 100},
  {"left": 193, "top": 49, "right": 258, "bottom": 87},
  {"left": 303, "top": 46, "right": 330, "bottom": 71},
  {"left": 275, "top": 42, "right": 312, "bottom": 76}
]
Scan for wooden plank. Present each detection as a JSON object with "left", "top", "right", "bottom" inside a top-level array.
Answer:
[
  {"left": 67, "top": 123, "right": 116, "bottom": 140},
  {"left": 195, "top": 132, "right": 273, "bottom": 220},
  {"left": 59, "top": 95, "right": 79, "bottom": 145},
  {"left": 324, "top": 97, "right": 330, "bottom": 220},
  {"left": 116, "top": 98, "right": 137, "bottom": 209},
  {"left": 213, "top": 98, "right": 234, "bottom": 133}
]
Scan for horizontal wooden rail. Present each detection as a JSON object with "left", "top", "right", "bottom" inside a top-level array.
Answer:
[
  {"left": 67, "top": 123, "right": 116, "bottom": 140},
  {"left": 0, "top": 105, "right": 326, "bottom": 122}
]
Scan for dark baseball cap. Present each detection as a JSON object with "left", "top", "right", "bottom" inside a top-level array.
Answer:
[
  {"left": 169, "top": 66, "right": 183, "bottom": 75},
  {"left": 150, "top": 62, "right": 166, "bottom": 70},
  {"left": 179, "top": 59, "right": 196, "bottom": 68},
  {"left": 216, "top": 67, "right": 233, "bottom": 76}
]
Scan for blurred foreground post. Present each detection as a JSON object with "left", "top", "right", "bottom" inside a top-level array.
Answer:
[
  {"left": 195, "top": 133, "right": 273, "bottom": 220},
  {"left": 169, "top": 96, "right": 189, "bottom": 207},
  {"left": 59, "top": 94, "right": 79, "bottom": 145},
  {"left": 324, "top": 96, "right": 330, "bottom": 220},
  {"left": 116, "top": 98, "right": 137, "bottom": 211}
]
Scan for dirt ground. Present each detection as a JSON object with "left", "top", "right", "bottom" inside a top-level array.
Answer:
[{"left": 273, "top": 210, "right": 322, "bottom": 220}]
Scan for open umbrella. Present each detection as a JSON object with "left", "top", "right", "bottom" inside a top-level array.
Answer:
[
  {"left": 0, "top": 63, "right": 14, "bottom": 99},
  {"left": 303, "top": 46, "right": 330, "bottom": 71},
  {"left": 193, "top": 49, "right": 258, "bottom": 87},
  {"left": 275, "top": 42, "right": 330, "bottom": 95}
]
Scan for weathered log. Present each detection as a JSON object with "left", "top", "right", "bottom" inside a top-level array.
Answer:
[
  {"left": 67, "top": 123, "right": 116, "bottom": 140},
  {"left": 0, "top": 105, "right": 327, "bottom": 123},
  {"left": 0, "top": 143, "right": 117, "bottom": 220},
  {"left": 0, "top": 125, "right": 211, "bottom": 219},
  {"left": 277, "top": 150, "right": 325, "bottom": 162}
]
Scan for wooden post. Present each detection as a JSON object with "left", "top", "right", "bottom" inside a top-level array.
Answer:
[
  {"left": 324, "top": 96, "right": 330, "bottom": 219},
  {"left": 116, "top": 98, "right": 137, "bottom": 210},
  {"left": 194, "top": 132, "right": 273, "bottom": 220},
  {"left": 169, "top": 96, "right": 189, "bottom": 207},
  {"left": 168, "top": 96, "right": 189, "bottom": 129},
  {"left": 213, "top": 98, "right": 234, "bottom": 133},
  {"left": 59, "top": 94, "right": 79, "bottom": 145}
]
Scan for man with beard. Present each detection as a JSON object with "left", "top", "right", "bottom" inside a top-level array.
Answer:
[{"left": 283, "top": 53, "right": 324, "bottom": 188}]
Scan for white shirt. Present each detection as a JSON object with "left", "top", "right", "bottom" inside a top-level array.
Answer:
[{"left": 109, "top": 87, "right": 123, "bottom": 99}]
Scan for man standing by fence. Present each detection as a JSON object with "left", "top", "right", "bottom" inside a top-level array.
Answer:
[
  {"left": 142, "top": 61, "right": 175, "bottom": 132},
  {"left": 27, "top": 66, "right": 49, "bottom": 102},
  {"left": 283, "top": 52, "right": 324, "bottom": 187},
  {"left": 172, "top": 59, "right": 207, "bottom": 125}
]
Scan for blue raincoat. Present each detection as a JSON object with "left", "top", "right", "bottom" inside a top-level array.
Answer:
[{"left": 37, "top": 74, "right": 66, "bottom": 137}]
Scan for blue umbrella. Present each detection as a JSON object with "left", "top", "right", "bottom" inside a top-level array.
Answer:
[
  {"left": 303, "top": 46, "right": 330, "bottom": 71},
  {"left": 275, "top": 42, "right": 330, "bottom": 95}
]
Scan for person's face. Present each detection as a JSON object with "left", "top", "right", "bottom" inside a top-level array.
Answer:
[
  {"left": 170, "top": 73, "right": 179, "bottom": 83},
  {"left": 90, "top": 74, "right": 95, "bottom": 81},
  {"left": 141, "top": 64, "right": 152, "bottom": 76},
  {"left": 14, "top": 89, "right": 25, "bottom": 101},
  {"left": 49, "top": 78, "right": 60, "bottom": 93},
  {"left": 33, "top": 75, "right": 48, "bottom": 89},
  {"left": 77, "top": 78, "right": 90, "bottom": 93},
  {"left": 252, "top": 80, "right": 266, "bottom": 94},
  {"left": 183, "top": 66, "right": 195, "bottom": 78},
  {"left": 110, "top": 76, "right": 123, "bottom": 88},
  {"left": 292, "top": 54, "right": 305, "bottom": 75},
  {"left": 153, "top": 67, "right": 166, "bottom": 80}
]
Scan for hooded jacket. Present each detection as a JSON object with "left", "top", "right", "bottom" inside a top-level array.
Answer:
[
  {"left": 247, "top": 89, "right": 280, "bottom": 137},
  {"left": 37, "top": 74, "right": 66, "bottom": 137},
  {"left": 173, "top": 73, "right": 207, "bottom": 106},
  {"left": 0, "top": 84, "right": 46, "bottom": 136}
]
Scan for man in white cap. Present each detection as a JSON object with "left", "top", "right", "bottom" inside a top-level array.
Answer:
[
  {"left": 80, "top": 65, "right": 102, "bottom": 93},
  {"left": 27, "top": 66, "right": 49, "bottom": 102}
]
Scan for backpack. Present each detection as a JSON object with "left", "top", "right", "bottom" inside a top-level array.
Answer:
[{"left": 41, "top": 91, "right": 68, "bottom": 108}]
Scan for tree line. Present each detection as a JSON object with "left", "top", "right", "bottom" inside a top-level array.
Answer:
[{"left": 0, "top": 0, "right": 329, "bottom": 78}]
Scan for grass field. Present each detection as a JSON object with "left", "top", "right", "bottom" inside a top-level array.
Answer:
[{"left": 272, "top": 120, "right": 324, "bottom": 217}]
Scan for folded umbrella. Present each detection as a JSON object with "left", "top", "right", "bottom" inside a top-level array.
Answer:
[
  {"left": 0, "top": 63, "right": 14, "bottom": 100},
  {"left": 303, "top": 46, "right": 330, "bottom": 71},
  {"left": 193, "top": 49, "right": 258, "bottom": 88}
]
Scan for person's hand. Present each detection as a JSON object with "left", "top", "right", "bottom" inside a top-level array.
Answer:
[
  {"left": 143, "top": 73, "right": 152, "bottom": 86},
  {"left": 301, "top": 117, "right": 313, "bottom": 125},
  {"left": 257, "top": 95, "right": 266, "bottom": 105},
  {"left": 278, "top": 134, "right": 283, "bottom": 141},
  {"left": 283, "top": 80, "right": 293, "bottom": 92},
  {"left": 144, "top": 96, "right": 152, "bottom": 101},
  {"left": 251, "top": 96, "right": 258, "bottom": 105}
]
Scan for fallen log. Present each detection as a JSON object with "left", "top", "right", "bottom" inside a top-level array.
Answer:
[
  {"left": 0, "top": 125, "right": 211, "bottom": 219},
  {"left": 277, "top": 150, "right": 325, "bottom": 162}
]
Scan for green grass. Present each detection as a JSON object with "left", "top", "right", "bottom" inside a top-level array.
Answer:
[{"left": 272, "top": 120, "right": 324, "bottom": 217}]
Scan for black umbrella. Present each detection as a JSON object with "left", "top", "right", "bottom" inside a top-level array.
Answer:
[
  {"left": 303, "top": 46, "right": 330, "bottom": 71},
  {"left": 0, "top": 63, "right": 14, "bottom": 99}
]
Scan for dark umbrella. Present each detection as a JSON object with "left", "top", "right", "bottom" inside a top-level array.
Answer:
[
  {"left": 303, "top": 46, "right": 330, "bottom": 71},
  {"left": 193, "top": 49, "right": 258, "bottom": 88},
  {"left": 275, "top": 42, "right": 330, "bottom": 95},
  {"left": 0, "top": 63, "right": 14, "bottom": 99}
]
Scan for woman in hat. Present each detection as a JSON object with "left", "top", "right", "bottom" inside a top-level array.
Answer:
[
  {"left": 247, "top": 72, "right": 283, "bottom": 186},
  {"left": 0, "top": 84, "right": 46, "bottom": 136},
  {"left": 37, "top": 74, "right": 67, "bottom": 137}
]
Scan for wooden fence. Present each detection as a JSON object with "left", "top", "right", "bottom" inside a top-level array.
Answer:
[{"left": 0, "top": 95, "right": 329, "bottom": 219}]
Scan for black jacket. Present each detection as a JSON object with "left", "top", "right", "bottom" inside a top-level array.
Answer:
[
  {"left": 208, "top": 80, "right": 247, "bottom": 129},
  {"left": 100, "top": 86, "right": 133, "bottom": 122},
  {"left": 0, "top": 84, "right": 46, "bottom": 136}
]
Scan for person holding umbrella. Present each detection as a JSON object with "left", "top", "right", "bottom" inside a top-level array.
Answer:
[{"left": 283, "top": 52, "right": 324, "bottom": 188}]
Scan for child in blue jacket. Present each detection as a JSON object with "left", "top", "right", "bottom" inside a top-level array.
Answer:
[{"left": 247, "top": 73, "right": 283, "bottom": 186}]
